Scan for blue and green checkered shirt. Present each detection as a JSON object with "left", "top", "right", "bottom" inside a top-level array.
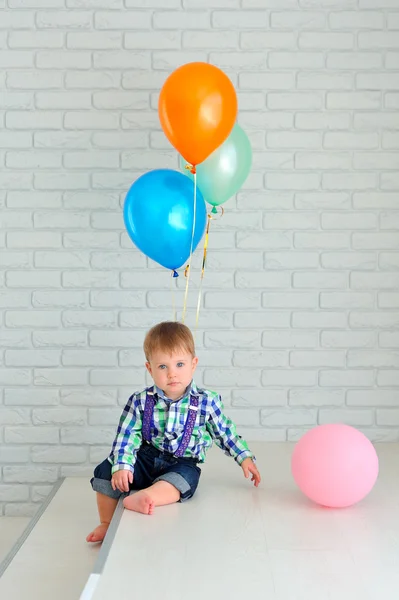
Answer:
[{"left": 109, "top": 381, "right": 254, "bottom": 474}]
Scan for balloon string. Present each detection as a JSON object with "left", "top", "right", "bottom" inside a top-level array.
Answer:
[
  {"left": 195, "top": 212, "right": 212, "bottom": 330},
  {"left": 170, "top": 270, "right": 177, "bottom": 321},
  {"left": 182, "top": 167, "right": 197, "bottom": 324}
]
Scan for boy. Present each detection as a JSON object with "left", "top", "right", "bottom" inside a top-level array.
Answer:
[{"left": 87, "top": 321, "right": 261, "bottom": 543}]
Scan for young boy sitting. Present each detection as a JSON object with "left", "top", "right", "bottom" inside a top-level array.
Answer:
[{"left": 87, "top": 321, "right": 261, "bottom": 543}]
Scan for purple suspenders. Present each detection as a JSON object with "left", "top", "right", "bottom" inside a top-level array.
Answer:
[{"left": 142, "top": 387, "right": 199, "bottom": 458}]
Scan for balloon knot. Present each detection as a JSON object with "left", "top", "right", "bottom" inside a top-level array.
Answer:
[
  {"left": 190, "top": 166, "right": 196, "bottom": 175},
  {"left": 172, "top": 270, "right": 179, "bottom": 278},
  {"left": 211, "top": 206, "right": 218, "bottom": 214}
]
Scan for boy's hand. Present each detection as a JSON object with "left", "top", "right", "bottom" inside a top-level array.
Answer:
[
  {"left": 241, "top": 458, "right": 261, "bottom": 487},
  {"left": 112, "top": 470, "right": 133, "bottom": 493}
]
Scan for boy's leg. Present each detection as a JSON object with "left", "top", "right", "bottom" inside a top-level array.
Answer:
[
  {"left": 123, "top": 459, "right": 200, "bottom": 515},
  {"left": 86, "top": 493, "right": 118, "bottom": 543},
  {"left": 123, "top": 480, "right": 180, "bottom": 515}
]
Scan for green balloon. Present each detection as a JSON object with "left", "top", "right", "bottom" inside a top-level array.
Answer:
[{"left": 180, "top": 123, "right": 252, "bottom": 210}]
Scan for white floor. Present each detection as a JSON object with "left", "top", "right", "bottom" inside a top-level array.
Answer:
[
  {"left": 1, "top": 443, "right": 399, "bottom": 600},
  {"left": 0, "top": 517, "right": 31, "bottom": 565}
]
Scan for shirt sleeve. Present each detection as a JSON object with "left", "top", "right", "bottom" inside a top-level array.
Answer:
[
  {"left": 206, "top": 394, "right": 254, "bottom": 465},
  {"left": 109, "top": 393, "right": 143, "bottom": 475}
]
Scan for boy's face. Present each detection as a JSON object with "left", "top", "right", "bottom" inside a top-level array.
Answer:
[{"left": 145, "top": 348, "right": 198, "bottom": 401}]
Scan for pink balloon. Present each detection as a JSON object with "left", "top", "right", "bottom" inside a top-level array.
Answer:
[{"left": 292, "top": 424, "right": 379, "bottom": 508}]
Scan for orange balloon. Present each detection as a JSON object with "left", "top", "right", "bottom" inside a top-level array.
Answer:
[{"left": 159, "top": 62, "right": 237, "bottom": 166}]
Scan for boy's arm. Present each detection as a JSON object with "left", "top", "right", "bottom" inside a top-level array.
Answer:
[
  {"left": 109, "top": 393, "right": 143, "bottom": 475},
  {"left": 206, "top": 394, "right": 255, "bottom": 465}
]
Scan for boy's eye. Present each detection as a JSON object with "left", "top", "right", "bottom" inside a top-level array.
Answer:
[
  {"left": 159, "top": 365, "right": 166, "bottom": 370},
  {"left": 177, "top": 362, "right": 184, "bottom": 368}
]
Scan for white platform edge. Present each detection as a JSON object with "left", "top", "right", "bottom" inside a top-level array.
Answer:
[{"left": 80, "top": 574, "right": 101, "bottom": 600}]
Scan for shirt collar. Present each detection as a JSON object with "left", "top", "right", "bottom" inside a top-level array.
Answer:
[{"left": 154, "top": 380, "right": 199, "bottom": 402}]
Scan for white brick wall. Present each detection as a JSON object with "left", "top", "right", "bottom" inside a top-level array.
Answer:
[{"left": 1, "top": 0, "right": 399, "bottom": 515}]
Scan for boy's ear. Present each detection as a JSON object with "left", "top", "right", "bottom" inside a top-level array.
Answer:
[
  {"left": 192, "top": 356, "right": 199, "bottom": 369},
  {"left": 145, "top": 361, "right": 152, "bottom": 375}
]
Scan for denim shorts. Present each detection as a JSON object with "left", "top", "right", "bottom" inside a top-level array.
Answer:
[{"left": 90, "top": 442, "right": 201, "bottom": 503}]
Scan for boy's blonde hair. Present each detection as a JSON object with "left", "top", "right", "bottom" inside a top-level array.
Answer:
[{"left": 144, "top": 321, "right": 195, "bottom": 361}]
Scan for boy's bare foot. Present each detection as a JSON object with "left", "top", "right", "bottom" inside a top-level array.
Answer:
[
  {"left": 86, "top": 522, "right": 109, "bottom": 543},
  {"left": 123, "top": 491, "right": 154, "bottom": 515}
]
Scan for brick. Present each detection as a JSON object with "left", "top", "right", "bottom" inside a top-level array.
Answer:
[
  {"left": 121, "top": 151, "right": 175, "bottom": 170},
  {"left": 61, "top": 388, "right": 117, "bottom": 406},
  {"left": 152, "top": 51, "right": 207, "bottom": 70},
  {"left": 353, "top": 232, "right": 399, "bottom": 249},
  {"left": 6, "top": 150, "right": 62, "bottom": 169},
  {"left": 119, "top": 311, "right": 174, "bottom": 329},
  {"left": 0, "top": 371, "right": 28, "bottom": 388},
  {"left": 351, "top": 272, "right": 399, "bottom": 290},
  {"left": 347, "top": 390, "right": 399, "bottom": 408},
  {"left": 320, "top": 370, "right": 374, "bottom": 387},
  {"left": 88, "top": 408, "right": 122, "bottom": 425},
  {"left": 237, "top": 231, "right": 292, "bottom": 250},
  {"left": 34, "top": 251, "right": 89, "bottom": 270},
  {"left": 0, "top": 132, "right": 33, "bottom": 148},
  {"left": 359, "top": 31, "right": 399, "bottom": 49},
  {"left": 207, "top": 251, "right": 262, "bottom": 271},
  {"left": 183, "top": 31, "right": 238, "bottom": 49},
  {"left": 264, "top": 252, "right": 319, "bottom": 270},
  {"left": 5, "top": 389, "right": 59, "bottom": 406},
  {"left": 93, "top": 132, "right": 148, "bottom": 149},
  {"left": 326, "top": 91, "right": 380, "bottom": 110},
  {"left": 239, "top": 72, "right": 294, "bottom": 90},
  {"left": 4, "top": 466, "right": 58, "bottom": 483},
  {"left": 64, "top": 111, "right": 119, "bottom": 130},
  {"left": 67, "top": 0, "right": 121, "bottom": 5},
  {"left": 35, "top": 172, "right": 90, "bottom": 190},
  {"left": 0, "top": 447, "right": 30, "bottom": 463},
  {"left": 271, "top": 51, "right": 324, "bottom": 70},
  {"left": 383, "top": 132, "right": 399, "bottom": 149},
  {"left": 291, "top": 351, "right": 345, "bottom": 367},
  {"left": 322, "top": 213, "right": 377, "bottom": 230},
  {"left": 0, "top": 252, "right": 31, "bottom": 268},
  {"left": 0, "top": 331, "right": 31, "bottom": 348},
  {"left": 63, "top": 232, "right": 119, "bottom": 249},
  {"left": 34, "top": 131, "right": 92, "bottom": 149},
  {"left": 9, "top": 31, "right": 64, "bottom": 48},
  {"left": 204, "top": 331, "right": 260, "bottom": 349},
  {"left": 90, "top": 290, "right": 145, "bottom": 308},
  {"left": 154, "top": 10, "right": 210, "bottom": 29},
  {"left": 90, "top": 369, "right": 143, "bottom": 386},
  {"left": 355, "top": 112, "right": 399, "bottom": 130},
  {"left": 262, "top": 370, "right": 317, "bottom": 387},
  {"left": 379, "top": 294, "right": 399, "bottom": 309},
  {"left": 295, "top": 192, "right": 350, "bottom": 209},
  {"left": 0, "top": 10, "right": 34, "bottom": 28},
  {"left": 381, "top": 173, "right": 399, "bottom": 190},
  {"left": 213, "top": 10, "right": 268, "bottom": 28},
  {"left": 32, "top": 408, "right": 86, "bottom": 426},
  {"left": 62, "top": 271, "right": 119, "bottom": 289},
  {"left": 385, "top": 93, "right": 399, "bottom": 109},
  {"left": 0, "top": 409, "right": 31, "bottom": 425},
  {"left": 298, "top": 71, "right": 352, "bottom": 90},
  {"left": 293, "top": 311, "right": 347, "bottom": 328},
  {"left": 380, "top": 213, "right": 399, "bottom": 230},
  {"left": 34, "top": 369, "right": 87, "bottom": 386},
  {"left": 330, "top": 10, "right": 384, "bottom": 28},
  {"left": 350, "top": 312, "right": 399, "bottom": 329},
  {"left": 6, "top": 111, "right": 62, "bottom": 130},
  {"left": 0, "top": 485, "right": 29, "bottom": 502},
  {"left": 64, "top": 151, "right": 120, "bottom": 169},
  {"left": 380, "top": 331, "right": 399, "bottom": 348},
  {"left": 380, "top": 252, "right": 399, "bottom": 270},
  {"left": 232, "top": 389, "right": 287, "bottom": 408},
  {"left": 235, "top": 271, "right": 291, "bottom": 289},
  {"left": 323, "top": 172, "right": 377, "bottom": 190},
  {"left": 36, "top": 10, "right": 92, "bottom": 28},
  {"left": 376, "top": 409, "right": 399, "bottom": 426},
  {"left": 7, "top": 232, "right": 61, "bottom": 249},
  {"left": 94, "top": 11, "right": 150, "bottom": 29},
  {"left": 262, "top": 408, "right": 318, "bottom": 427},
  {"left": 357, "top": 73, "right": 399, "bottom": 90},
  {"left": 386, "top": 53, "right": 399, "bottom": 69},
  {"left": 6, "top": 271, "right": 61, "bottom": 288},
  {"left": 5, "top": 350, "right": 60, "bottom": 367},
  {"left": 204, "top": 369, "right": 261, "bottom": 388},
  {"left": 210, "top": 51, "right": 267, "bottom": 70},
  {"left": 299, "top": 32, "right": 353, "bottom": 50},
  {"left": 271, "top": 11, "right": 325, "bottom": 28},
  {"left": 296, "top": 152, "right": 350, "bottom": 170},
  {"left": 33, "top": 291, "right": 88, "bottom": 308},
  {"left": 233, "top": 350, "right": 287, "bottom": 369},
  {"left": 348, "top": 350, "right": 399, "bottom": 368},
  {"left": 89, "top": 331, "right": 143, "bottom": 348},
  {"left": 377, "top": 372, "right": 399, "bottom": 387},
  {"left": 93, "top": 91, "right": 149, "bottom": 110},
  {"left": 267, "top": 92, "right": 322, "bottom": 110},
  {"left": 355, "top": 152, "right": 399, "bottom": 170},
  {"left": 62, "top": 310, "right": 116, "bottom": 328},
  {"left": 267, "top": 131, "right": 320, "bottom": 149},
  {"left": 66, "top": 70, "right": 121, "bottom": 89},
  {"left": 125, "top": 31, "right": 180, "bottom": 50},
  {"left": 240, "top": 113, "right": 293, "bottom": 131},
  {"left": 0, "top": 51, "right": 34, "bottom": 68},
  {"left": 319, "top": 409, "right": 374, "bottom": 426},
  {"left": 321, "top": 253, "right": 376, "bottom": 270},
  {"left": 327, "top": 52, "right": 382, "bottom": 70},
  {"left": 62, "top": 350, "right": 117, "bottom": 367},
  {"left": 289, "top": 389, "right": 344, "bottom": 407},
  {"left": 0, "top": 173, "right": 32, "bottom": 190},
  {"left": 298, "top": 112, "right": 351, "bottom": 131},
  {"left": 5, "top": 428, "right": 59, "bottom": 444},
  {"left": 267, "top": 172, "right": 320, "bottom": 190},
  {"left": 293, "top": 272, "right": 347, "bottom": 289}
]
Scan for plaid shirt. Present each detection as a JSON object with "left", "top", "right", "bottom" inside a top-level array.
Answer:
[{"left": 109, "top": 381, "right": 254, "bottom": 474}]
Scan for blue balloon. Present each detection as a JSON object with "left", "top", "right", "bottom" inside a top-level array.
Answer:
[{"left": 123, "top": 169, "right": 207, "bottom": 271}]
